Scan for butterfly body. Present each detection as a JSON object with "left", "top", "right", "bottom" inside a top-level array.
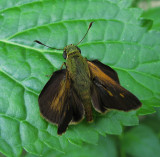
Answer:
[{"left": 66, "top": 45, "right": 93, "bottom": 122}]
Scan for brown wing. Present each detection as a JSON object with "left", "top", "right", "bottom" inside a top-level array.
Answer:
[
  {"left": 87, "top": 61, "right": 142, "bottom": 113},
  {"left": 38, "top": 69, "right": 84, "bottom": 135},
  {"left": 89, "top": 60, "right": 120, "bottom": 84}
]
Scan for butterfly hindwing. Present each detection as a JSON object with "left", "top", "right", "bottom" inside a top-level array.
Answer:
[
  {"left": 70, "top": 88, "right": 84, "bottom": 123},
  {"left": 38, "top": 69, "right": 84, "bottom": 135},
  {"left": 91, "top": 83, "right": 107, "bottom": 113},
  {"left": 88, "top": 61, "right": 142, "bottom": 112}
]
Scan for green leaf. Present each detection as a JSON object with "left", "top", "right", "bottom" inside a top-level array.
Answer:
[
  {"left": 139, "top": 19, "right": 153, "bottom": 30},
  {"left": 142, "top": 7, "right": 160, "bottom": 31},
  {"left": 139, "top": 107, "right": 160, "bottom": 135},
  {"left": 23, "top": 135, "right": 118, "bottom": 157},
  {"left": 57, "top": 135, "right": 118, "bottom": 157},
  {"left": 122, "top": 125, "right": 160, "bottom": 157},
  {"left": 0, "top": 116, "right": 22, "bottom": 157},
  {"left": 0, "top": 0, "right": 160, "bottom": 156}
]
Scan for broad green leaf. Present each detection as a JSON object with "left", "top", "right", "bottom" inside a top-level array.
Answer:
[
  {"left": 57, "top": 135, "right": 118, "bottom": 157},
  {"left": 139, "top": 107, "right": 160, "bottom": 135},
  {"left": 120, "top": 107, "right": 160, "bottom": 157},
  {"left": 22, "top": 135, "right": 118, "bottom": 157},
  {"left": 0, "top": 0, "right": 160, "bottom": 156},
  {"left": 122, "top": 125, "right": 160, "bottom": 157},
  {"left": 23, "top": 108, "right": 160, "bottom": 157},
  {"left": 0, "top": 116, "right": 22, "bottom": 157}
]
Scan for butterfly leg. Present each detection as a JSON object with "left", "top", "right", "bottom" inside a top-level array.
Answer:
[
  {"left": 60, "top": 62, "right": 66, "bottom": 70},
  {"left": 45, "top": 62, "right": 66, "bottom": 77}
]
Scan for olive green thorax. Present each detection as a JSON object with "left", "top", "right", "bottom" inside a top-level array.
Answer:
[{"left": 63, "top": 44, "right": 81, "bottom": 59}]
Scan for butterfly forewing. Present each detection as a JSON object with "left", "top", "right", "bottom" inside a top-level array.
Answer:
[
  {"left": 89, "top": 60, "right": 120, "bottom": 84},
  {"left": 88, "top": 61, "right": 142, "bottom": 112},
  {"left": 38, "top": 69, "right": 84, "bottom": 135}
]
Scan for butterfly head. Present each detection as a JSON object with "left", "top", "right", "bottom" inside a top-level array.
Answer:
[{"left": 63, "top": 44, "right": 81, "bottom": 59}]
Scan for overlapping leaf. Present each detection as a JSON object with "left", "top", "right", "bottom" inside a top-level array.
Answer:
[
  {"left": 122, "top": 125, "right": 160, "bottom": 157},
  {"left": 142, "top": 6, "right": 160, "bottom": 31},
  {"left": 0, "top": 0, "right": 160, "bottom": 156}
]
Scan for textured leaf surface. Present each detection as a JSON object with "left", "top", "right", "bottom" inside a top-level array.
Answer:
[
  {"left": 22, "top": 135, "right": 118, "bottom": 157},
  {"left": 22, "top": 108, "right": 160, "bottom": 157},
  {"left": 0, "top": 0, "right": 160, "bottom": 156},
  {"left": 49, "top": 135, "right": 118, "bottom": 157}
]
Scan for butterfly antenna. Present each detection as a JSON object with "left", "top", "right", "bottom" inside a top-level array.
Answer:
[
  {"left": 34, "top": 40, "right": 63, "bottom": 50},
  {"left": 76, "top": 22, "right": 94, "bottom": 46}
]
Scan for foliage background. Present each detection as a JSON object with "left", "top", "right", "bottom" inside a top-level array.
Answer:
[{"left": 0, "top": 0, "right": 160, "bottom": 156}]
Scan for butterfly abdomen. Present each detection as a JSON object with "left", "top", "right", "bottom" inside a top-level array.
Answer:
[{"left": 80, "top": 90, "right": 93, "bottom": 122}]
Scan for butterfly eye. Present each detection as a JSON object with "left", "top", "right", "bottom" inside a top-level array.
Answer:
[{"left": 63, "top": 50, "right": 67, "bottom": 59}]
